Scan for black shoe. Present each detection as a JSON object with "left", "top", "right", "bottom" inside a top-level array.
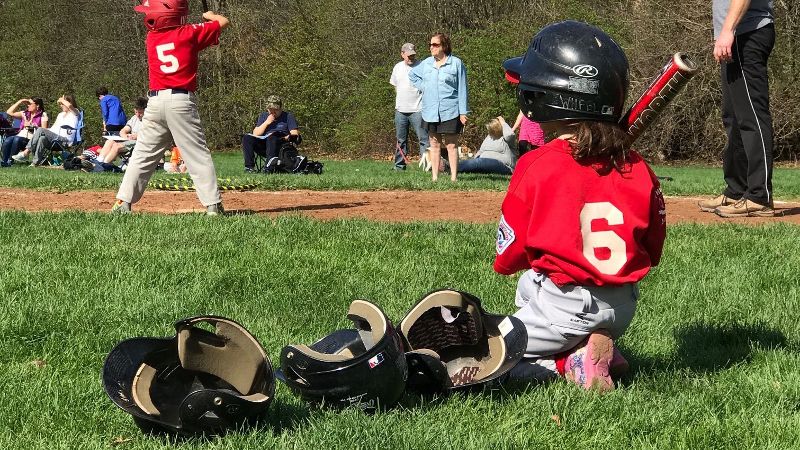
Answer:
[
  {"left": 244, "top": 167, "right": 256, "bottom": 174},
  {"left": 392, "top": 165, "right": 406, "bottom": 171}
]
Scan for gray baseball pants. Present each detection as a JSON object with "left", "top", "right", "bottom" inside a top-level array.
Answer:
[
  {"left": 513, "top": 269, "right": 639, "bottom": 359},
  {"left": 116, "top": 90, "right": 221, "bottom": 207}
]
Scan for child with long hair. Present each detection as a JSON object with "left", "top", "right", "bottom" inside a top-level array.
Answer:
[{"left": 496, "top": 21, "right": 666, "bottom": 391}]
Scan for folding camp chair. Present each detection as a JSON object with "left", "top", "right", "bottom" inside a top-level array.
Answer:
[{"left": 47, "top": 109, "right": 85, "bottom": 166}]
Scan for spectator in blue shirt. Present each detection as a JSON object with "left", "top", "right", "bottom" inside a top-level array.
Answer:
[
  {"left": 96, "top": 87, "right": 127, "bottom": 135},
  {"left": 409, "top": 32, "right": 469, "bottom": 182},
  {"left": 242, "top": 95, "right": 301, "bottom": 173}
]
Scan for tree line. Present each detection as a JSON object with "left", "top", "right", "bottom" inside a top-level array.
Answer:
[{"left": 1, "top": 0, "right": 797, "bottom": 161}]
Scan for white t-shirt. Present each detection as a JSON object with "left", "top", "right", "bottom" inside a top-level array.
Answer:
[
  {"left": 390, "top": 60, "right": 422, "bottom": 113},
  {"left": 125, "top": 115, "right": 143, "bottom": 134},
  {"left": 50, "top": 111, "right": 79, "bottom": 144}
]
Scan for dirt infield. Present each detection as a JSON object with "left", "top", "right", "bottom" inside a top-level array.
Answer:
[{"left": 1, "top": 188, "right": 799, "bottom": 224}]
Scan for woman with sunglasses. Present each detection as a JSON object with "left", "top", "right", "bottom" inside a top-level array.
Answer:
[
  {"left": 409, "top": 32, "right": 469, "bottom": 182},
  {"left": 1, "top": 98, "right": 48, "bottom": 167}
]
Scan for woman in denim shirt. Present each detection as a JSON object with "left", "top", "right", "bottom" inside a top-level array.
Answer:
[{"left": 409, "top": 33, "right": 469, "bottom": 182}]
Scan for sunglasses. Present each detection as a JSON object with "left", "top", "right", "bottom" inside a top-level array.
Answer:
[{"left": 429, "top": 43, "right": 441, "bottom": 47}]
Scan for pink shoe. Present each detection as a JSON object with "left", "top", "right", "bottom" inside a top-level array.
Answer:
[{"left": 564, "top": 330, "right": 614, "bottom": 392}]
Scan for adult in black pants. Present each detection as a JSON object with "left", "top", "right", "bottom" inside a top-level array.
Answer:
[
  {"left": 699, "top": 0, "right": 775, "bottom": 217},
  {"left": 242, "top": 95, "right": 300, "bottom": 173}
]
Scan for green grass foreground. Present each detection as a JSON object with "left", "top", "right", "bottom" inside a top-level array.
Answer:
[
  {"left": 1, "top": 153, "right": 800, "bottom": 198},
  {"left": 0, "top": 212, "right": 798, "bottom": 449}
]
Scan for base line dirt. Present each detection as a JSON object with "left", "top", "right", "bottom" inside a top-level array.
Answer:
[{"left": 1, "top": 189, "right": 799, "bottom": 224}]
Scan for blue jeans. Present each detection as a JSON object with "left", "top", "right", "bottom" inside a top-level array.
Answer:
[
  {"left": 1, "top": 135, "right": 29, "bottom": 164},
  {"left": 394, "top": 110, "right": 428, "bottom": 168},
  {"left": 458, "top": 157, "right": 512, "bottom": 175}
]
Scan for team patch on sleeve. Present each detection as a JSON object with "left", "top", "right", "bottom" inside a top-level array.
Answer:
[{"left": 496, "top": 215, "right": 515, "bottom": 255}]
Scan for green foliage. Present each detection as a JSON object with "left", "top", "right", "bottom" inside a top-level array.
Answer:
[
  {"left": 0, "top": 0, "right": 798, "bottom": 160},
  {"left": 0, "top": 213, "right": 799, "bottom": 448}
]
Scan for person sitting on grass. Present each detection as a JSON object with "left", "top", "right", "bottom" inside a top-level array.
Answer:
[
  {"left": 164, "top": 146, "right": 187, "bottom": 173},
  {"left": 457, "top": 116, "right": 517, "bottom": 175},
  {"left": 242, "top": 95, "right": 301, "bottom": 173}
]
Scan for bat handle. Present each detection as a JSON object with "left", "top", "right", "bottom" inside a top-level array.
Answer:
[{"left": 202, "top": 0, "right": 209, "bottom": 13}]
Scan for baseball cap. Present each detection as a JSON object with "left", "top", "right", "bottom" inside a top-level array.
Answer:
[
  {"left": 401, "top": 43, "right": 417, "bottom": 55},
  {"left": 266, "top": 95, "right": 282, "bottom": 109}
]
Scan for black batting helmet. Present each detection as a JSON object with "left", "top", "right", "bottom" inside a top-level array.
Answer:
[
  {"left": 399, "top": 289, "right": 527, "bottom": 393},
  {"left": 503, "top": 20, "right": 629, "bottom": 123},
  {"left": 102, "top": 316, "right": 275, "bottom": 436},
  {"left": 277, "top": 300, "right": 407, "bottom": 412}
]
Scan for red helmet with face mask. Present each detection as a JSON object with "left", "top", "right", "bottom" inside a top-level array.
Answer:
[{"left": 134, "top": 0, "right": 189, "bottom": 31}]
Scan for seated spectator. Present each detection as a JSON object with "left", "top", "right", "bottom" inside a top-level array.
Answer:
[
  {"left": 457, "top": 116, "right": 517, "bottom": 175},
  {"left": 94, "top": 97, "right": 147, "bottom": 168},
  {"left": 512, "top": 110, "right": 545, "bottom": 156},
  {"left": 242, "top": 95, "right": 301, "bottom": 173},
  {"left": 96, "top": 86, "right": 127, "bottom": 135},
  {"left": 164, "top": 146, "right": 187, "bottom": 173},
  {"left": 15, "top": 95, "right": 79, "bottom": 166},
  {"left": 1, "top": 98, "right": 48, "bottom": 167}
]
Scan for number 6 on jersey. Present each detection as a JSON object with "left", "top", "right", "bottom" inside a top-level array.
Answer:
[{"left": 580, "top": 202, "right": 627, "bottom": 275}]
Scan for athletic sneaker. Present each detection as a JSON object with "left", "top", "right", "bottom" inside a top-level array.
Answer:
[
  {"left": 206, "top": 203, "right": 224, "bottom": 216},
  {"left": 244, "top": 167, "right": 256, "bottom": 174},
  {"left": 110, "top": 200, "right": 131, "bottom": 214},
  {"left": 715, "top": 199, "right": 775, "bottom": 218},
  {"left": 11, "top": 153, "right": 29, "bottom": 163},
  {"left": 698, "top": 194, "right": 738, "bottom": 212},
  {"left": 563, "top": 329, "right": 615, "bottom": 392}
]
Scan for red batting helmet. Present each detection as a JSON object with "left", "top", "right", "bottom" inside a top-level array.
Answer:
[{"left": 134, "top": 0, "right": 189, "bottom": 31}]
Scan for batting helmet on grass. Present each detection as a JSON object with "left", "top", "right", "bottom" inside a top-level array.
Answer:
[
  {"left": 399, "top": 289, "right": 527, "bottom": 393},
  {"left": 277, "top": 300, "right": 408, "bottom": 412},
  {"left": 102, "top": 316, "right": 275, "bottom": 436},
  {"left": 503, "top": 20, "right": 629, "bottom": 124},
  {"left": 134, "top": 0, "right": 189, "bottom": 31}
]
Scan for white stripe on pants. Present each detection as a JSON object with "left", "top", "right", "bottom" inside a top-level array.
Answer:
[
  {"left": 116, "top": 90, "right": 220, "bottom": 206},
  {"left": 513, "top": 270, "right": 639, "bottom": 358}
]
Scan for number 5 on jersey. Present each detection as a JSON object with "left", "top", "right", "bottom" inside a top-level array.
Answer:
[{"left": 156, "top": 43, "right": 180, "bottom": 74}]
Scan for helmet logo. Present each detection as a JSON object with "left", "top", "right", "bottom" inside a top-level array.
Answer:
[{"left": 572, "top": 64, "right": 599, "bottom": 78}]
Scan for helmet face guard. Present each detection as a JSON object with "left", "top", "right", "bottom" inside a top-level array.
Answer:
[
  {"left": 503, "top": 20, "right": 629, "bottom": 124},
  {"left": 134, "top": 0, "right": 189, "bottom": 31},
  {"left": 277, "top": 300, "right": 408, "bottom": 412},
  {"left": 102, "top": 316, "right": 275, "bottom": 436},
  {"left": 399, "top": 289, "right": 527, "bottom": 393}
]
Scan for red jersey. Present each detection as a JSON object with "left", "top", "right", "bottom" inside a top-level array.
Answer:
[
  {"left": 494, "top": 139, "right": 666, "bottom": 287},
  {"left": 144, "top": 21, "right": 221, "bottom": 91}
]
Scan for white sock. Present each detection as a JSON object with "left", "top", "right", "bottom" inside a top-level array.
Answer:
[{"left": 96, "top": 156, "right": 105, "bottom": 163}]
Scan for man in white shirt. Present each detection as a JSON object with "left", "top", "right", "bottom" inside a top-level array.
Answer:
[{"left": 389, "top": 43, "right": 428, "bottom": 170}]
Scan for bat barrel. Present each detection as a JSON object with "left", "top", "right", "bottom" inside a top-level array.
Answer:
[{"left": 622, "top": 52, "right": 699, "bottom": 140}]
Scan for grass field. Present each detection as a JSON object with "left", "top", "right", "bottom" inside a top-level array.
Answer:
[
  {"left": 1, "top": 210, "right": 798, "bottom": 449},
  {"left": 1, "top": 153, "right": 800, "bottom": 199}
]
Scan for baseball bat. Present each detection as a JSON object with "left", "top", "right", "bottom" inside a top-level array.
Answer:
[
  {"left": 621, "top": 52, "right": 699, "bottom": 141},
  {"left": 201, "top": 0, "right": 209, "bottom": 12}
]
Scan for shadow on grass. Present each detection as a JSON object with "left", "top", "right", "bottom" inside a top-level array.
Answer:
[
  {"left": 228, "top": 202, "right": 368, "bottom": 215},
  {"left": 624, "top": 321, "right": 788, "bottom": 379},
  {"left": 778, "top": 206, "right": 800, "bottom": 217}
]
